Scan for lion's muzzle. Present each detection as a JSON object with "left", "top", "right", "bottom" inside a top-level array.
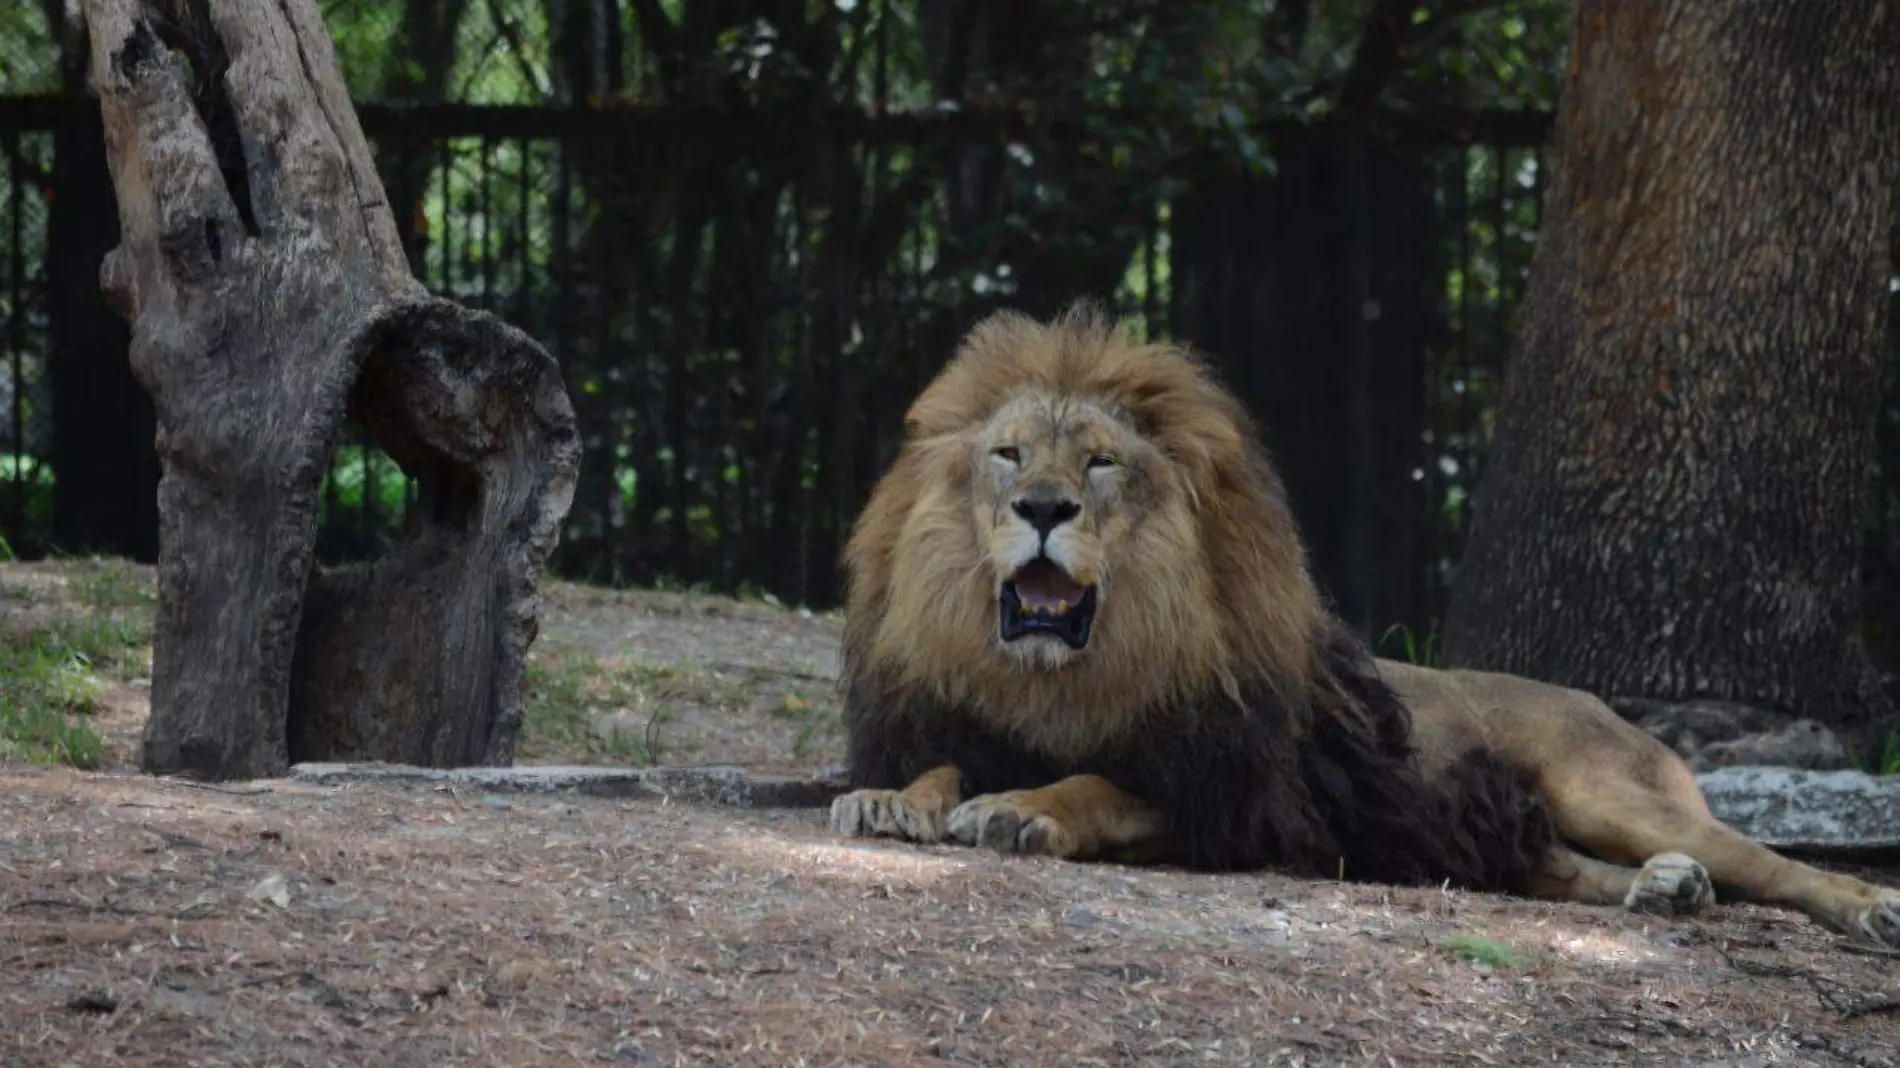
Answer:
[{"left": 1000, "top": 557, "right": 1098, "bottom": 650}]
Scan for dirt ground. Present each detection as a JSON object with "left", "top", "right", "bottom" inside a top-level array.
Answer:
[{"left": 4, "top": 560, "right": 1900, "bottom": 1067}]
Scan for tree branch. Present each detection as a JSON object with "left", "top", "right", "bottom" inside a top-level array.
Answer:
[
  {"left": 1336, "top": 0, "right": 1420, "bottom": 121},
  {"left": 627, "top": 0, "right": 682, "bottom": 99}
]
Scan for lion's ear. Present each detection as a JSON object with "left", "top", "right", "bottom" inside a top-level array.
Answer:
[
  {"left": 904, "top": 393, "right": 959, "bottom": 440},
  {"left": 905, "top": 373, "right": 1000, "bottom": 441},
  {"left": 1121, "top": 374, "right": 1260, "bottom": 498}
]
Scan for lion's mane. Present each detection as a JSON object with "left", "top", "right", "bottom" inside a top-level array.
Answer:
[{"left": 839, "top": 303, "right": 1555, "bottom": 892}]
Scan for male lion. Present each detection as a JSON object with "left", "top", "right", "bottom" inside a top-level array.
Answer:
[{"left": 828, "top": 302, "right": 1900, "bottom": 948}]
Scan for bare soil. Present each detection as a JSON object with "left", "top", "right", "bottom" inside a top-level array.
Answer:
[
  {"left": 530, "top": 580, "right": 847, "bottom": 774},
  {"left": 3, "top": 560, "right": 1899, "bottom": 1067}
]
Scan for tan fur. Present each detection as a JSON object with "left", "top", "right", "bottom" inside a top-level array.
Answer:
[
  {"left": 1386, "top": 659, "right": 1898, "bottom": 938},
  {"left": 827, "top": 764, "right": 962, "bottom": 844},
  {"left": 946, "top": 775, "right": 1179, "bottom": 864},
  {"left": 830, "top": 304, "right": 1900, "bottom": 948},
  {"left": 842, "top": 306, "right": 1324, "bottom": 762}
]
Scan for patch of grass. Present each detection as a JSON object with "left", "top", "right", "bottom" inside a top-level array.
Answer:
[
  {"left": 1377, "top": 622, "right": 1441, "bottom": 667},
  {"left": 775, "top": 689, "right": 841, "bottom": 763},
  {"left": 519, "top": 649, "right": 689, "bottom": 765},
  {"left": 0, "top": 626, "right": 112, "bottom": 769},
  {"left": 0, "top": 557, "right": 156, "bottom": 769},
  {"left": 47, "top": 618, "right": 153, "bottom": 683},
  {"left": 0, "top": 576, "right": 47, "bottom": 606},
  {"left": 1880, "top": 726, "right": 1900, "bottom": 776},
  {"left": 1436, "top": 932, "right": 1534, "bottom": 969},
  {"left": 65, "top": 560, "right": 158, "bottom": 613}
]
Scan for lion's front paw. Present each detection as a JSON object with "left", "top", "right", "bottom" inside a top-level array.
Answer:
[
  {"left": 828, "top": 788, "right": 947, "bottom": 843},
  {"left": 946, "top": 793, "right": 1080, "bottom": 858},
  {"left": 1850, "top": 889, "right": 1900, "bottom": 948},
  {"left": 1623, "top": 852, "right": 1716, "bottom": 918}
]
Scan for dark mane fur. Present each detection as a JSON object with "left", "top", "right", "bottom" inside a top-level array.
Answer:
[{"left": 841, "top": 624, "right": 1556, "bottom": 895}]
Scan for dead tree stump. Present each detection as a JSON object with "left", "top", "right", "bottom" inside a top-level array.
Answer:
[{"left": 84, "top": 0, "right": 581, "bottom": 780}]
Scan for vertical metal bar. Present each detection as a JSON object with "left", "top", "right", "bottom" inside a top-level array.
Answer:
[
  {"left": 437, "top": 137, "right": 453, "bottom": 292},
  {"left": 553, "top": 138, "right": 572, "bottom": 397},
  {"left": 1436, "top": 145, "right": 1473, "bottom": 610},
  {"left": 1339, "top": 132, "right": 1372, "bottom": 636},
  {"left": 515, "top": 138, "right": 531, "bottom": 329},
  {"left": 1143, "top": 197, "right": 1159, "bottom": 337},
  {"left": 1489, "top": 143, "right": 1509, "bottom": 375},
  {"left": 458, "top": 139, "right": 475, "bottom": 305},
  {"left": 361, "top": 437, "right": 376, "bottom": 547},
  {"left": 594, "top": 137, "right": 617, "bottom": 566},
  {"left": 8, "top": 133, "right": 24, "bottom": 535},
  {"left": 1454, "top": 148, "right": 1474, "bottom": 530},
  {"left": 480, "top": 136, "right": 494, "bottom": 308}
]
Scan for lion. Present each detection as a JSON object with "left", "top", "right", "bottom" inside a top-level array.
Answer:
[{"left": 827, "top": 301, "right": 1900, "bottom": 948}]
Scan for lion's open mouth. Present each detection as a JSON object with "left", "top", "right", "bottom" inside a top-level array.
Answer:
[{"left": 999, "top": 557, "right": 1097, "bottom": 650}]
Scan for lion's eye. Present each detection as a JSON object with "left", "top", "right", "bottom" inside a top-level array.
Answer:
[
  {"left": 1086, "top": 454, "right": 1117, "bottom": 471},
  {"left": 993, "top": 446, "right": 1022, "bottom": 464}
]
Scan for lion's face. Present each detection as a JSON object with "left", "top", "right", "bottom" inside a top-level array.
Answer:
[
  {"left": 972, "top": 392, "right": 1166, "bottom": 669},
  {"left": 847, "top": 305, "right": 1327, "bottom": 749}
]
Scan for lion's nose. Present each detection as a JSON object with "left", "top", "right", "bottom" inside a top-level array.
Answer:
[{"left": 1012, "top": 495, "right": 1081, "bottom": 538}]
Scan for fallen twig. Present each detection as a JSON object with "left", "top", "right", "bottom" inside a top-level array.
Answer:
[
  {"left": 645, "top": 703, "right": 666, "bottom": 766},
  {"left": 8, "top": 896, "right": 218, "bottom": 921},
  {"left": 1836, "top": 941, "right": 1900, "bottom": 960},
  {"left": 1835, "top": 996, "right": 1900, "bottom": 1022},
  {"left": 7, "top": 897, "right": 150, "bottom": 918},
  {"left": 1718, "top": 944, "right": 1900, "bottom": 1022},
  {"left": 220, "top": 970, "right": 361, "bottom": 1016}
]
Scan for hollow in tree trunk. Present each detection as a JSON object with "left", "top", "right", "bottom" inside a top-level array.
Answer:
[
  {"left": 1441, "top": 3, "right": 1900, "bottom": 741},
  {"left": 85, "top": 0, "right": 580, "bottom": 780}
]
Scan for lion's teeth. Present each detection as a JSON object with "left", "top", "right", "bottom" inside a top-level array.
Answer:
[{"left": 1053, "top": 600, "right": 1069, "bottom": 616}]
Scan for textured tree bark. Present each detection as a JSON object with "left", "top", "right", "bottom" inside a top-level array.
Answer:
[
  {"left": 85, "top": 0, "right": 580, "bottom": 779},
  {"left": 1442, "top": 3, "right": 1900, "bottom": 736}
]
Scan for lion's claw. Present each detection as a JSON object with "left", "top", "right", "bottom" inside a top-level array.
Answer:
[
  {"left": 1623, "top": 852, "right": 1716, "bottom": 918},
  {"left": 946, "top": 794, "right": 1079, "bottom": 858},
  {"left": 1853, "top": 890, "right": 1900, "bottom": 947},
  {"left": 828, "top": 788, "right": 947, "bottom": 843}
]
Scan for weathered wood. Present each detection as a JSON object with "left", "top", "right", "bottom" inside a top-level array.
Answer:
[
  {"left": 1442, "top": 3, "right": 1900, "bottom": 735},
  {"left": 85, "top": 0, "right": 579, "bottom": 779}
]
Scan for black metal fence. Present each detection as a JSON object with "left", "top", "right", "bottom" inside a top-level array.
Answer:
[
  {"left": 330, "top": 106, "right": 1180, "bottom": 604},
  {"left": 0, "top": 124, "right": 53, "bottom": 558},
  {"left": 10, "top": 88, "right": 1900, "bottom": 675},
  {"left": 0, "top": 96, "right": 1544, "bottom": 639}
]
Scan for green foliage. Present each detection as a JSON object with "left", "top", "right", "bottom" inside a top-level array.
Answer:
[
  {"left": 0, "top": 3, "right": 61, "bottom": 94},
  {"left": 67, "top": 561, "right": 159, "bottom": 614},
  {"left": 1881, "top": 725, "right": 1900, "bottom": 776},
  {"left": 1377, "top": 622, "right": 1440, "bottom": 668},
  {"left": 1437, "top": 932, "right": 1535, "bottom": 969},
  {"left": 0, "top": 460, "right": 55, "bottom": 556},
  {"left": 5, "top": 0, "right": 1579, "bottom": 608},
  {"left": 0, "top": 616, "right": 149, "bottom": 769},
  {"left": 2, "top": 559, "right": 155, "bottom": 769},
  {"left": 1404, "top": 2, "right": 1571, "bottom": 112},
  {"left": 318, "top": 444, "right": 413, "bottom": 527},
  {"left": 519, "top": 650, "right": 682, "bottom": 765},
  {"left": 771, "top": 688, "right": 839, "bottom": 763}
]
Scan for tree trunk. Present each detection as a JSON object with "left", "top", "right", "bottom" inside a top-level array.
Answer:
[
  {"left": 1441, "top": 3, "right": 1900, "bottom": 736},
  {"left": 86, "top": 0, "right": 580, "bottom": 779}
]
